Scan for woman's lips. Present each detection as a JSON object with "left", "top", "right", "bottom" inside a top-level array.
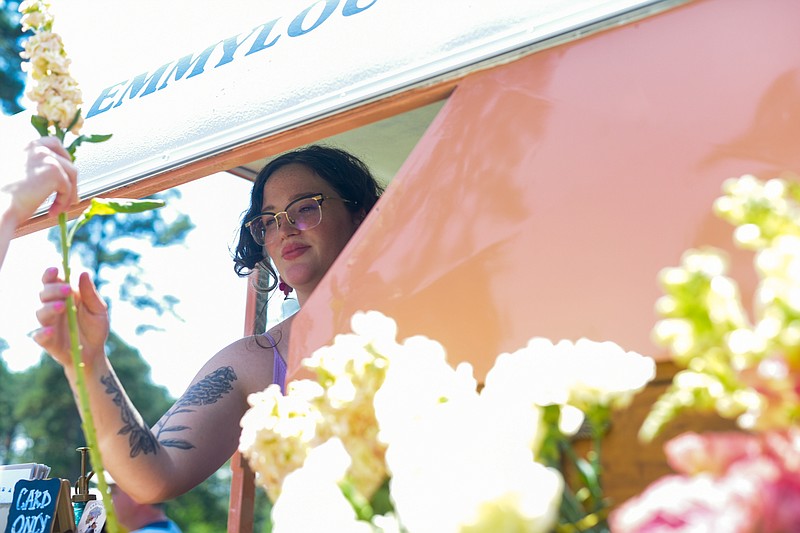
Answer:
[{"left": 281, "top": 243, "right": 309, "bottom": 260}]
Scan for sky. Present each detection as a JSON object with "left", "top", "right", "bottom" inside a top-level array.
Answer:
[
  {"left": 0, "top": 173, "right": 257, "bottom": 397},
  {"left": 0, "top": 0, "right": 294, "bottom": 397}
]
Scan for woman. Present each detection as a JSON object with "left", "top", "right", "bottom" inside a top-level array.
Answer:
[
  {"left": 33, "top": 145, "right": 384, "bottom": 502},
  {"left": 1, "top": 137, "right": 78, "bottom": 269}
]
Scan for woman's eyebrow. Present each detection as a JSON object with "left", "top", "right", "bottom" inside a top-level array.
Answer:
[{"left": 261, "top": 191, "right": 319, "bottom": 211}]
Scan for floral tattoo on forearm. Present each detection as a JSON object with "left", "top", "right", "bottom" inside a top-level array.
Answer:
[{"left": 101, "top": 373, "right": 159, "bottom": 457}]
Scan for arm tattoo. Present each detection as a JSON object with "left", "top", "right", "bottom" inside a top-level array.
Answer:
[
  {"left": 101, "top": 373, "right": 160, "bottom": 458},
  {"left": 153, "top": 366, "right": 239, "bottom": 451}
]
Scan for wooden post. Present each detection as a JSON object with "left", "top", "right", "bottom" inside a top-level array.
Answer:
[
  {"left": 227, "top": 270, "right": 263, "bottom": 533},
  {"left": 227, "top": 451, "right": 256, "bottom": 533}
]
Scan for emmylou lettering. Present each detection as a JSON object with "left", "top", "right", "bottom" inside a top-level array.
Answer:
[
  {"left": 9, "top": 513, "right": 50, "bottom": 533},
  {"left": 86, "top": 0, "right": 378, "bottom": 118}
]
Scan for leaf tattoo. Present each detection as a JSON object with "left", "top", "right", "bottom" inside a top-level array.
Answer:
[
  {"left": 154, "top": 366, "right": 238, "bottom": 451},
  {"left": 101, "top": 373, "right": 160, "bottom": 458}
]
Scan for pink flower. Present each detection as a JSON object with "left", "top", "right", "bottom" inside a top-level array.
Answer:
[
  {"left": 611, "top": 429, "right": 800, "bottom": 533},
  {"left": 664, "top": 431, "right": 762, "bottom": 476},
  {"left": 608, "top": 473, "right": 760, "bottom": 533}
]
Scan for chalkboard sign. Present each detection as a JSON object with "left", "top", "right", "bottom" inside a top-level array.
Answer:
[{"left": 4, "top": 478, "right": 74, "bottom": 533}]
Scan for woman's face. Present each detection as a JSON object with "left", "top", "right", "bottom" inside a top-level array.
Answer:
[{"left": 261, "top": 163, "right": 363, "bottom": 300}]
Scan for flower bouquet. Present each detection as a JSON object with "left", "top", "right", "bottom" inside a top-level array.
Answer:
[
  {"left": 611, "top": 174, "right": 800, "bottom": 531},
  {"left": 239, "top": 311, "right": 656, "bottom": 532}
]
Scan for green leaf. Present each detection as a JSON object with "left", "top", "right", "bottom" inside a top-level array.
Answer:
[
  {"left": 573, "top": 456, "right": 600, "bottom": 495},
  {"left": 89, "top": 197, "right": 166, "bottom": 215},
  {"left": 368, "top": 478, "right": 393, "bottom": 516},
  {"left": 68, "top": 198, "right": 166, "bottom": 246},
  {"left": 338, "top": 478, "right": 374, "bottom": 522},
  {"left": 66, "top": 110, "right": 82, "bottom": 133},
  {"left": 31, "top": 115, "right": 50, "bottom": 137},
  {"left": 67, "top": 133, "right": 113, "bottom": 156}
]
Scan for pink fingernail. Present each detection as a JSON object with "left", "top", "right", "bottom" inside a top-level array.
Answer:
[
  {"left": 53, "top": 301, "right": 65, "bottom": 312},
  {"left": 46, "top": 267, "right": 58, "bottom": 276},
  {"left": 29, "top": 327, "right": 52, "bottom": 338},
  {"left": 60, "top": 285, "right": 71, "bottom": 296}
]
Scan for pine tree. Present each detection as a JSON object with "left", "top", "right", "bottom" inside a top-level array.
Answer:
[{"left": 0, "top": 0, "right": 25, "bottom": 114}]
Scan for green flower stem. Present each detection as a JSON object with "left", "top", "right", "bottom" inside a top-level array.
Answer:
[{"left": 59, "top": 212, "right": 123, "bottom": 533}]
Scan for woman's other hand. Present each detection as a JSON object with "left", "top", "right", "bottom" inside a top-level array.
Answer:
[
  {"left": 34, "top": 268, "right": 109, "bottom": 369},
  {"left": 5, "top": 137, "right": 78, "bottom": 222}
]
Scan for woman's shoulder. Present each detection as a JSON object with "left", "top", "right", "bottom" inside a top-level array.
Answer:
[
  {"left": 197, "top": 335, "right": 278, "bottom": 397},
  {"left": 265, "top": 315, "right": 295, "bottom": 346}
]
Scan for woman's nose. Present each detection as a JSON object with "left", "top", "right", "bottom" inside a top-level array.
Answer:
[{"left": 276, "top": 213, "right": 298, "bottom": 237}]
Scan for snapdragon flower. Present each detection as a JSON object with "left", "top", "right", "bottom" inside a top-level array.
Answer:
[{"left": 19, "top": 0, "right": 84, "bottom": 134}]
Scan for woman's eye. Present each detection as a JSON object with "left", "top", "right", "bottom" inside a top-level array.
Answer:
[{"left": 264, "top": 217, "right": 276, "bottom": 227}]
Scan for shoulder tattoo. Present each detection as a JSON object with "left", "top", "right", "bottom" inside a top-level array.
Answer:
[
  {"left": 153, "top": 366, "right": 239, "bottom": 452},
  {"left": 101, "top": 366, "right": 238, "bottom": 458}
]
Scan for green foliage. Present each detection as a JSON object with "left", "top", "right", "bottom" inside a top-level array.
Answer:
[
  {"left": 48, "top": 189, "right": 195, "bottom": 318},
  {"left": 0, "top": 0, "right": 24, "bottom": 115},
  {"left": 535, "top": 406, "right": 611, "bottom": 533},
  {"left": 0, "top": 340, "right": 24, "bottom": 463},
  {"left": 167, "top": 469, "right": 231, "bottom": 533},
  {"left": 254, "top": 489, "right": 273, "bottom": 533},
  {"left": 15, "top": 355, "right": 84, "bottom": 477}
]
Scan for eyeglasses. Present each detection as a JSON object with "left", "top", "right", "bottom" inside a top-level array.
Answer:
[{"left": 244, "top": 193, "right": 357, "bottom": 246}]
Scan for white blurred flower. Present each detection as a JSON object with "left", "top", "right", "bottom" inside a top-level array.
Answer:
[
  {"left": 484, "top": 337, "right": 655, "bottom": 417},
  {"left": 241, "top": 310, "right": 660, "bottom": 532},
  {"left": 459, "top": 462, "right": 563, "bottom": 533},
  {"left": 239, "top": 381, "right": 327, "bottom": 502},
  {"left": 350, "top": 309, "right": 400, "bottom": 353},
  {"left": 19, "top": 0, "right": 53, "bottom": 32},
  {"left": 271, "top": 438, "right": 372, "bottom": 533},
  {"left": 558, "top": 404, "right": 586, "bottom": 436},
  {"left": 385, "top": 391, "right": 560, "bottom": 533},
  {"left": 373, "top": 333, "right": 479, "bottom": 446},
  {"left": 564, "top": 338, "right": 656, "bottom": 412},
  {"left": 299, "top": 310, "right": 402, "bottom": 499},
  {"left": 371, "top": 513, "right": 404, "bottom": 533}
]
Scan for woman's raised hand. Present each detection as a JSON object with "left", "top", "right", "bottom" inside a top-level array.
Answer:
[
  {"left": 34, "top": 268, "right": 109, "bottom": 368},
  {"left": 11, "top": 137, "right": 78, "bottom": 221}
]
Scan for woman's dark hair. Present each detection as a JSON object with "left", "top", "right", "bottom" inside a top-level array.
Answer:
[{"left": 233, "top": 144, "right": 384, "bottom": 291}]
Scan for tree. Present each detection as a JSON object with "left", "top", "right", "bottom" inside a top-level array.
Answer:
[
  {"left": 51, "top": 189, "right": 195, "bottom": 324},
  {"left": 14, "top": 354, "right": 83, "bottom": 475},
  {"left": 0, "top": 339, "right": 24, "bottom": 463},
  {"left": 0, "top": 0, "right": 24, "bottom": 114}
]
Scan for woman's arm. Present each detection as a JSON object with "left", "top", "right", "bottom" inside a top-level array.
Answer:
[
  {"left": 34, "top": 269, "right": 275, "bottom": 502},
  {"left": 0, "top": 137, "right": 77, "bottom": 269}
]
